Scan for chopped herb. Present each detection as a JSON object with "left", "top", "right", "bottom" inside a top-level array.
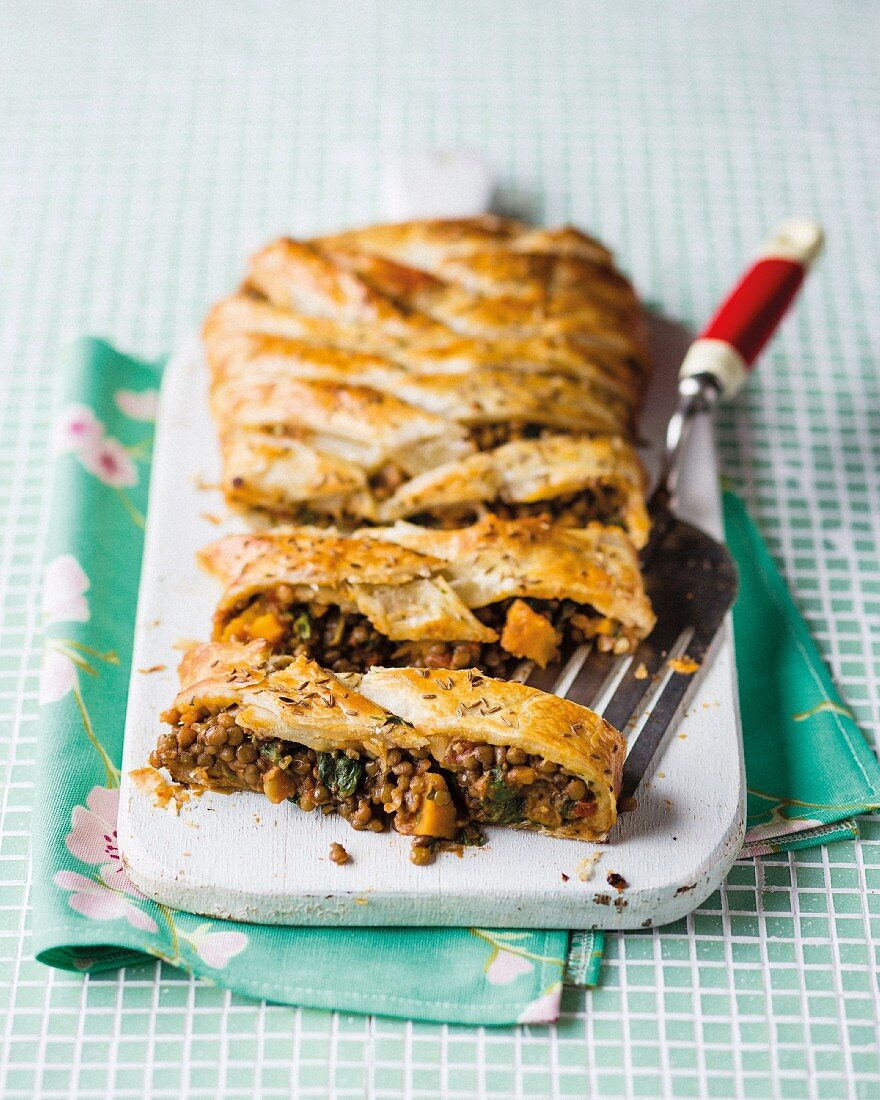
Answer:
[
  {"left": 382, "top": 714, "right": 415, "bottom": 729},
  {"left": 260, "top": 743, "right": 291, "bottom": 769},
  {"left": 293, "top": 612, "right": 311, "bottom": 640},
  {"left": 317, "top": 752, "right": 364, "bottom": 798},
  {"left": 482, "top": 766, "right": 525, "bottom": 825}
]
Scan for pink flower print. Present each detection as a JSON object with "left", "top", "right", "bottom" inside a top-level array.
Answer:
[
  {"left": 485, "top": 949, "right": 534, "bottom": 985},
  {"left": 79, "top": 437, "right": 138, "bottom": 488},
  {"left": 54, "top": 870, "right": 158, "bottom": 933},
  {"left": 185, "top": 923, "right": 248, "bottom": 969},
  {"left": 42, "top": 554, "right": 90, "bottom": 626},
  {"left": 54, "top": 404, "right": 104, "bottom": 453},
  {"left": 39, "top": 647, "right": 79, "bottom": 705},
  {"left": 65, "top": 786, "right": 144, "bottom": 896},
  {"left": 115, "top": 388, "right": 159, "bottom": 422},
  {"left": 516, "top": 982, "right": 562, "bottom": 1025}
]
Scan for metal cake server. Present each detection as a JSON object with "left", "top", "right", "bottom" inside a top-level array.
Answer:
[{"left": 527, "top": 219, "right": 825, "bottom": 800}]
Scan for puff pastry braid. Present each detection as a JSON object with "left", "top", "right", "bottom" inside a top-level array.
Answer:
[
  {"left": 153, "top": 641, "right": 626, "bottom": 841},
  {"left": 198, "top": 516, "right": 655, "bottom": 675},
  {"left": 202, "top": 216, "right": 650, "bottom": 541},
  {"left": 151, "top": 217, "right": 656, "bottom": 854}
]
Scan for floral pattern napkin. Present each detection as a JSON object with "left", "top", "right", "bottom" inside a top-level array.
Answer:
[{"left": 33, "top": 338, "right": 575, "bottom": 1026}]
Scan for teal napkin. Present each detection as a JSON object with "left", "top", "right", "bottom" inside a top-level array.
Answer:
[
  {"left": 724, "top": 490, "right": 880, "bottom": 855},
  {"left": 34, "top": 340, "right": 880, "bottom": 1016}
]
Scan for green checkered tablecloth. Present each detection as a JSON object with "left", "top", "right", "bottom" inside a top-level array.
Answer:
[{"left": 1, "top": 2, "right": 879, "bottom": 1096}]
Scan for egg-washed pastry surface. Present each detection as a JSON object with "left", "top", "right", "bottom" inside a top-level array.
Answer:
[
  {"left": 198, "top": 516, "right": 655, "bottom": 675},
  {"left": 152, "top": 642, "right": 626, "bottom": 849},
  {"left": 202, "top": 216, "right": 650, "bottom": 536}
]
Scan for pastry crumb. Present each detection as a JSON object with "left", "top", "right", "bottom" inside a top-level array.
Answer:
[
  {"left": 633, "top": 662, "right": 648, "bottom": 680},
  {"left": 201, "top": 512, "right": 223, "bottom": 525},
  {"left": 576, "top": 852, "right": 602, "bottom": 882},
  {"left": 607, "top": 871, "right": 628, "bottom": 892},
  {"left": 137, "top": 664, "right": 166, "bottom": 674},
  {"left": 669, "top": 656, "right": 700, "bottom": 675},
  {"left": 129, "top": 767, "right": 199, "bottom": 812}
]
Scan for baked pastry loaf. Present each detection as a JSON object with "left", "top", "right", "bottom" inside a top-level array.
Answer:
[
  {"left": 202, "top": 216, "right": 650, "bottom": 535},
  {"left": 198, "top": 516, "right": 655, "bottom": 674},
  {"left": 152, "top": 641, "right": 626, "bottom": 842}
]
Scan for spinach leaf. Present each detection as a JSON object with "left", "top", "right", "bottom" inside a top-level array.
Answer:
[
  {"left": 261, "top": 743, "right": 292, "bottom": 768},
  {"left": 482, "top": 766, "right": 525, "bottom": 825},
  {"left": 317, "top": 752, "right": 364, "bottom": 798},
  {"left": 293, "top": 611, "right": 311, "bottom": 640}
]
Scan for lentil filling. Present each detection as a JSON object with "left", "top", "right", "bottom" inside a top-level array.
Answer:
[
  {"left": 414, "top": 485, "right": 626, "bottom": 531},
  {"left": 219, "top": 594, "right": 636, "bottom": 676},
  {"left": 151, "top": 706, "right": 600, "bottom": 851}
]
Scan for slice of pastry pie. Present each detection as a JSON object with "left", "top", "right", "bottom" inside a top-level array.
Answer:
[
  {"left": 152, "top": 641, "right": 626, "bottom": 846},
  {"left": 198, "top": 515, "right": 655, "bottom": 674}
]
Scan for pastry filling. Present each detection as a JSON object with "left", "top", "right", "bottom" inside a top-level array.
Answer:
[
  {"left": 151, "top": 708, "right": 601, "bottom": 858},
  {"left": 415, "top": 485, "right": 627, "bottom": 531},
  {"left": 468, "top": 420, "right": 556, "bottom": 451},
  {"left": 218, "top": 594, "right": 637, "bottom": 675}
]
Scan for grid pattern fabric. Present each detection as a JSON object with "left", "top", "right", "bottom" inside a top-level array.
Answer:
[{"left": 1, "top": 2, "right": 879, "bottom": 1096}]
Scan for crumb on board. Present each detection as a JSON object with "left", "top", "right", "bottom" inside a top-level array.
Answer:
[
  {"left": 129, "top": 767, "right": 200, "bottom": 813},
  {"left": 669, "top": 655, "right": 700, "bottom": 675},
  {"left": 193, "top": 474, "right": 220, "bottom": 491},
  {"left": 678, "top": 732, "right": 687, "bottom": 739},
  {"left": 618, "top": 795, "right": 637, "bottom": 813},
  {"left": 355, "top": 897, "right": 369, "bottom": 905},
  {"left": 607, "top": 872, "right": 628, "bottom": 892},
  {"left": 561, "top": 872, "right": 570, "bottom": 883},
  {"left": 329, "top": 842, "right": 351, "bottom": 865},
  {"left": 137, "top": 664, "right": 166, "bottom": 674},
  {"left": 576, "top": 852, "right": 602, "bottom": 882},
  {"left": 172, "top": 637, "right": 203, "bottom": 651},
  {"left": 633, "top": 662, "right": 648, "bottom": 680},
  {"left": 201, "top": 512, "right": 222, "bottom": 525}
]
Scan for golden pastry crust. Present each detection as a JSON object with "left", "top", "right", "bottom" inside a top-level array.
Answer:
[
  {"left": 205, "top": 292, "right": 645, "bottom": 403},
  {"left": 164, "top": 642, "right": 625, "bottom": 839},
  {"left": 357, "top": 515, "right": 656, "bottom": 640},
  {"left": 210, "top": 339, "right": 628, "bottom": 439},
  {"left": 203, "top": 217, "right": 651, "bottom": 529}
]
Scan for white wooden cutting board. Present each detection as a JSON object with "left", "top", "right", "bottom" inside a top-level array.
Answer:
[{"left": 118, "top": 319, "right": 745, "bottom": 929}]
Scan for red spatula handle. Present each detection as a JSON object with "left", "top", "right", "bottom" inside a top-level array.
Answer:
[{"left": 679, "top": 219, "right": 824, "bottom": 397}]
